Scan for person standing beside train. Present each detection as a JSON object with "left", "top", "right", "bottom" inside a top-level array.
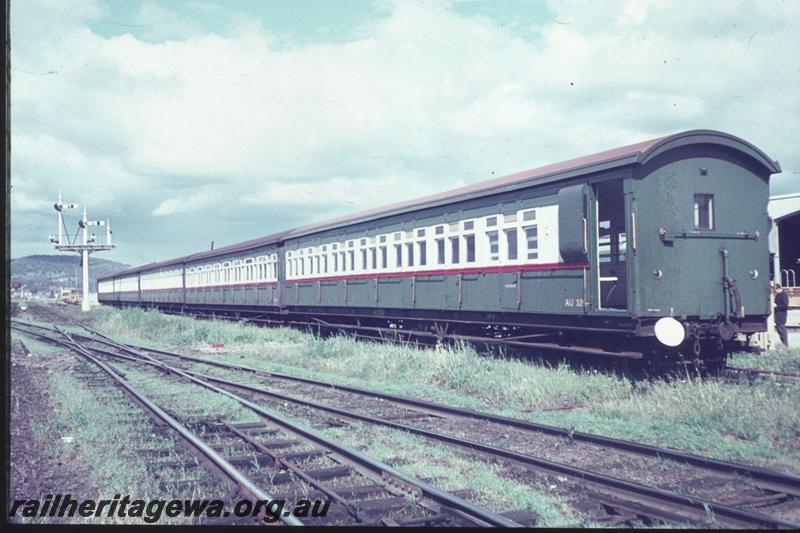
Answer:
[{"left": 774, "top": 283, "right": 790, "bottom": 347}]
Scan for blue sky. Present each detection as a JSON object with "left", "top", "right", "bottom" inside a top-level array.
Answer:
[{"left": 11, "top": 0, "right": 799, "bottom": 266}]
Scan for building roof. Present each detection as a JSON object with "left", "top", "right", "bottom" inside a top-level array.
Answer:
[
  {"left": 769, "top": 192, "right": 800, "bottom": 222},
  {"left": 101, "top": 129, "right": 781, "bottom": 280}
]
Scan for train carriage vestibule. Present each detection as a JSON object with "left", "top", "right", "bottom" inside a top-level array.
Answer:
[{"left": 596, "top": 179, "right": 627, "bottom": 310}]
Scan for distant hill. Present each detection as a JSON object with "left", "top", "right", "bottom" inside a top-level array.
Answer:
[{"left": 10, "top": 254, "right": 130, "bottom": 294}]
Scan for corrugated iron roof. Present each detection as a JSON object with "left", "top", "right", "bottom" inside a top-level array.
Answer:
[{"left": 101, "top": 129, "right": 781, "bottom": 280}]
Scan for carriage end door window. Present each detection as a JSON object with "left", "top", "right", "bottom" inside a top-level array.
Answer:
[{"left": 694, "top": 194, "right": 714, "bottom": 230}]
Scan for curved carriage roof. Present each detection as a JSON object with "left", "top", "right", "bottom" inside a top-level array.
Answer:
[{"left": 102, "top": 129, "right": 780, "bottom": 279}]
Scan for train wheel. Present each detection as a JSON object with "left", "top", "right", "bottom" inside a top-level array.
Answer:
[{"left": 642, "top": 348, "right": 683, "bottom": 377}]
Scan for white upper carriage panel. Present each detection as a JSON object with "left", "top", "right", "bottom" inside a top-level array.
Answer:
[
  {"left": 285, "top": 204, "right": 559, "bottom": 281},
  {"left": 98, "top": 279, "right": 113, "bottom": 294},
  {"left": 186, "top": 253, "right": 278, "bottom": 288},
  {"left": 140, "top": 268, "right": 183, "bottom": 291},
  {"left": 117, "top": 275, "right": 138, "bottom": 292}
]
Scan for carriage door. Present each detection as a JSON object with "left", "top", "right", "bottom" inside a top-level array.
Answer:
[
  {"left": 595, "top": 179, "right": 628, "bottom": 310},
  {"left": 558, "top": 183, "right": 597, "bottom": 313}
]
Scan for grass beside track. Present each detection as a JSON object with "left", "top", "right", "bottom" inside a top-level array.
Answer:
[
  {"left": 10, "top": 332, "right": 214, "bottom": 524},
  {"left": 59, "top": 305, "right": 800, "bottom": 474}
]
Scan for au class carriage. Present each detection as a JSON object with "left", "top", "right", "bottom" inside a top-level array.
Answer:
[{"left": 99, "top": 130, "right": 781, "bottom": 371}]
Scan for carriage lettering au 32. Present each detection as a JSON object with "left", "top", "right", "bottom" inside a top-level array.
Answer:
[{"left": 98, "top": 130, "right": 781, "bottom": 373}]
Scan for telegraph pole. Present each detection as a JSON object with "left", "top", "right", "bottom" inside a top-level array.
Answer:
[{"left": 49, "top": 191, "right": 115, "bottom": 311}]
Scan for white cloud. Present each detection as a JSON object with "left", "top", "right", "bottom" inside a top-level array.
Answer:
[
  {"left": 241, "top": 174, "right": 431, "bottom": 208},
  {"left": 11, "top": 190, "right": 51, "bottom": 213},
  {"left": 152, "top": 188, "right": 218, "bottom": 216}
]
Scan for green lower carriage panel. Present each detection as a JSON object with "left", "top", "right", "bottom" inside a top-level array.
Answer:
[{"left": 286, "top": 268, "right": 586, "bottom": 315}]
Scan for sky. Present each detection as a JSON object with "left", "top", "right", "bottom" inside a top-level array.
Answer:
[{"left": 10, "top": 0, "right": 800, "bottom": 266}]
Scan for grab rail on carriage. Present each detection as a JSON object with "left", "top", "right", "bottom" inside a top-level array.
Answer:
[{"left": 781, "top": 269, "right": 797, "bottom": 288}]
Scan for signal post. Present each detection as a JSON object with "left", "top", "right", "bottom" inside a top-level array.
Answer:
[{"left": 49, "top": 192, "right": 115, "bottom": 311}]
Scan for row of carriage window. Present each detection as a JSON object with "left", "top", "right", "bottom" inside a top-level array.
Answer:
[
  {"left": 100, "top": 208, "right": 545, "bottom": 291},
  {"left": 286, "top": 209, "right": 540, "bottom": 280},
  {"left": 186, "top": 254, "right": 279, "bottom": 288}
]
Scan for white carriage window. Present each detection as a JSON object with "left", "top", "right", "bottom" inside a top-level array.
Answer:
[
  {"left": 361, "top": 238, "right": 367, "bottom": 246},
  {"left": 394, "top": 232, "right": 402, "bottom": 242},
  {"left": 522, "top": 209, "right": 536, "bottom": 222},
  {"left": 380, "top": 235, "right": 387, "bottom": 243},
  {"left": 450, "top": 236, "right": 460, "bottom": 264},
  {"left": 380, "top": 246, "right": 388, "bottom": 269},
  {"left": 406, "top": 243, "right": 415, "bottom": 267},
  {"left": 417, "top": 228, "right": 425, "bottom": 238},
  {"left": 348, "top": 240, "right": 354, "bottom": 248},
  {"left": 348, "top": 250, "right": 355, "bottom": 271},
  {"left": 316, "top": 255, "right": 321, "bottom": 274},
  {"left": 340, "top": 251, "right": 346, "bottom": 271},
  {"left": 435, "top": 225, "right": 444, "bottom": 235},
  {"left": 464, "top": 234, "right": 476, "bottom": 263},
  {"left": 694, "top": 194, "right": 714, "bottom": 230},
  {"left": 418, "top": 241, "right": 426, "bottom": 266},
  {"left": 463, "top": 220, "right": 474, "bottom": 231},
  {"left": 487, "top": 231, "right": 499, "bottom": 261},
  {"left": 525, "top": 226, "right": 539, "bottom": 260},
  {"left": 370, "top": 248, "right": 377, "bottom": 269},
  {"left": 322, "top": 254, "right": 328, "bottom": 273},
  {"left": 361, "top": 249, "right": 368, "bottom": 270},
  {"left": 395, "top": 244, "right": 403, "bottom": 267},
  {"left": 333, "top": 252, "right": 339, "bottom": 272},
  {"left": 486, "top": 216, "right": 497, "bottom": 227},
  {"left": 505, "top": 228, "right": 518, "bottom": 260},
  {"left": 436, "top": 238, "right": 445, "bottom": 265}
]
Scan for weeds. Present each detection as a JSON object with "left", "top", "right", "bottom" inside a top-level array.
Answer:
[{"left": 62, "top": 305, "right": 800, "bottom": 471}]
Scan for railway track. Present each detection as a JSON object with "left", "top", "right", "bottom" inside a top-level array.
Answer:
[
  {"left": 12, "top": 306, "right": 800, "bottom": 528},
  {"left": 11, "top": 317, "right": 526, "bottom": 527},
  {"left": 726, "top": 367, "right": 800, "bottom": 380},
  {"left": 154, "top": 306, "right": 649, "bottom": 364}
]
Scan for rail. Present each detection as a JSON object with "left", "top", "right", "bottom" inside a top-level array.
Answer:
[
  {"left": 12, "top": 316, "right": 800, "bottom": 529},
  {"left": 11, "top": 319, "right": 522, "bottom": 528},
  {"left": 11, "top": 323, "right": 302, "bottom": 526},
  {"left": 13, "top": 314, "right": 800, "bottom": 500}
]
